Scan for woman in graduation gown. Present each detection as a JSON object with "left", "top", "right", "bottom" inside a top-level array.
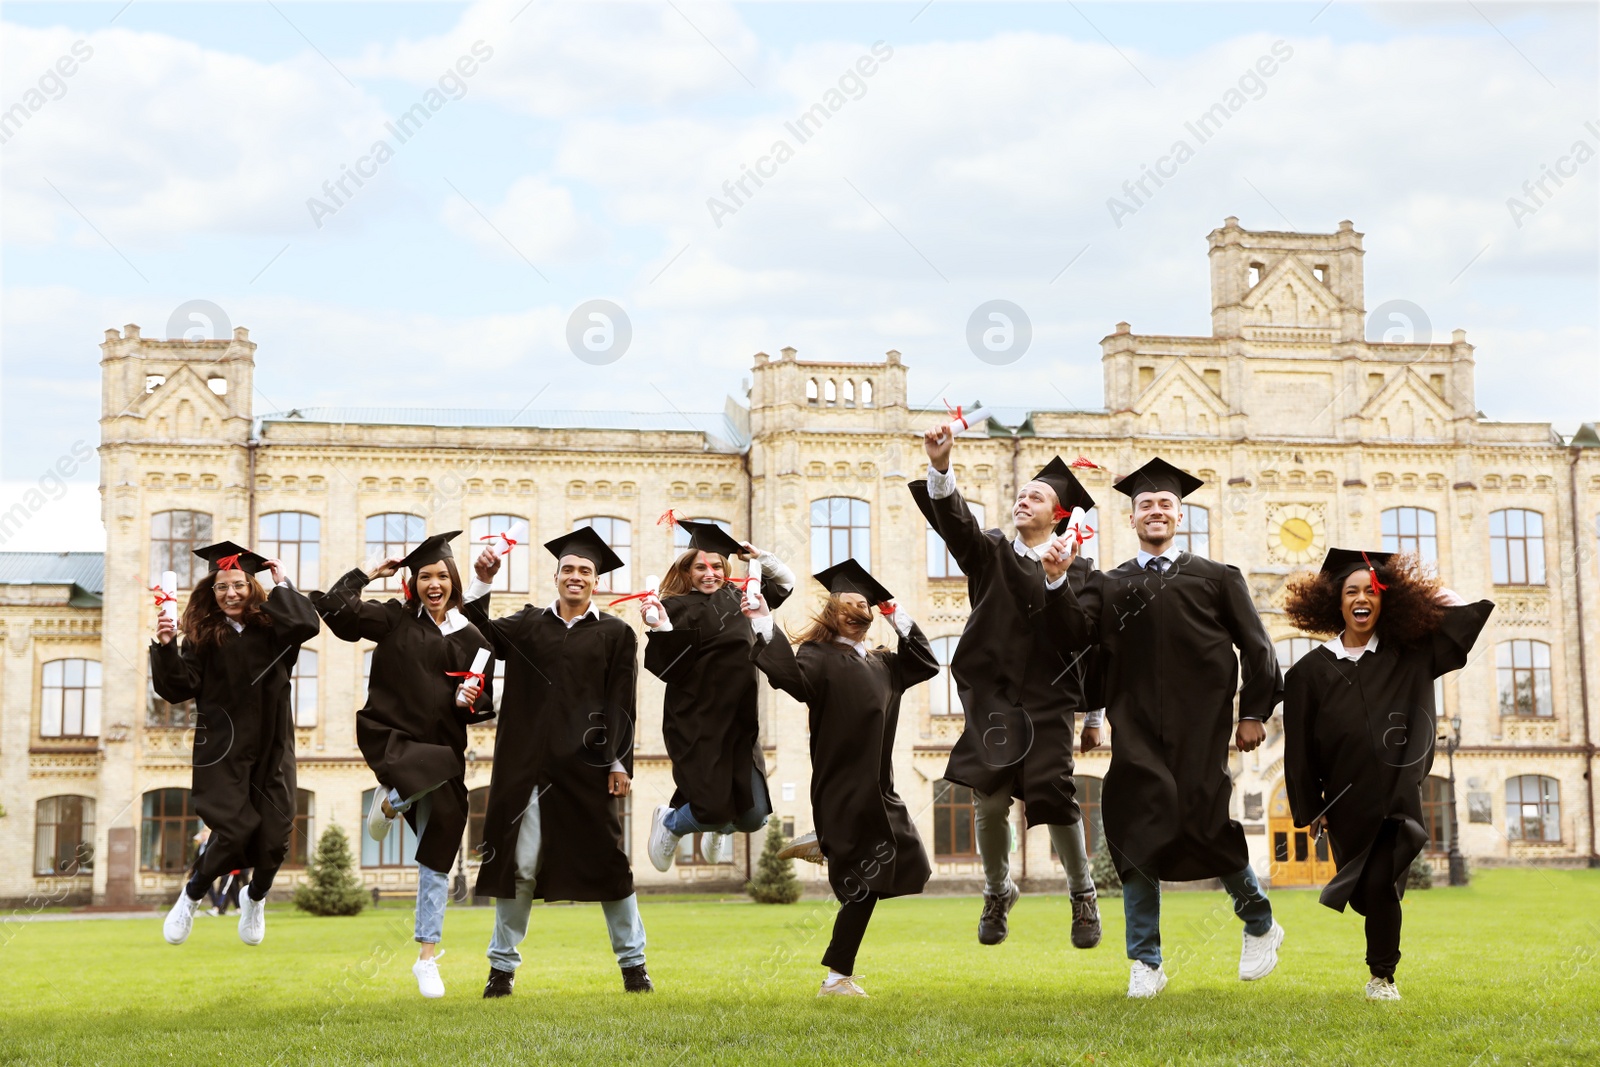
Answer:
[
  {"left": 744, "top": 559, "right": 940, "bottom": 998},
  {"left": 1283, "top": 548, "right": 1493, "bottom": 1001},
  {"left": 313, "top": 531, "right": 494, "bottom": 999},
  {"left": 152, "top": 542, "right": 321, "bottom": 948},
  {"left": 639, "top": 518, "right": 796, "bottom": 870}
]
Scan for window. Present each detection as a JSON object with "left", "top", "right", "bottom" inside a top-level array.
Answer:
[
  {"left": 672, "top": 517, "right": 732, "bottom": 551},
  {"left": 1497, "top": 640, "right": 1553, "bottom": 717},
  {"left": 928, "top": 503, "right": 984, "bottom": 578},
  {"left": 360, "top": 788, "right": 418, "bottom": 867},
  {"left": 1490, "top": 509, "right": 1545, "bottom": 585},
  {"left": 1274, "top": 637, "right": 1316, "bottom": 671},
  {"left": 1382, "top": 507, "right": 1438, "bottom": 566},
  {"left": 1421, "top": 776, "right": 1452, "bottom": 854},
  {"left": 468, "top": 788, "right": 491, "bottom": 860},
  {"left": 141, "top": 788, "right": 199, "bottom": 872},
  {"left": 616, "top": 794, "right": 632, "bottom": 861},
  {"left": 151, "top": 510, "right": 214, "bottom": 589},
  {"left": 824, "top": 379, "right": 837, "bottom": 405},
  {"left": 811, "top": 497, "right": 870, "bottom": 570},
  {"left": 40, "top": 659, "right": 101, "bottom": 738},
  {"left": 363, "top": 649, "right": 374, "bottom": 701},
  {"left": 470, "top": 514, "right": 530, "bottom": 593},
  {"left": 365, "top": 513, "right": 426, "bottom": 593},
  {"left": 1505, "top": 775, "right": 1561, "bottom": 842},
  {"left": 806, "top": 378, "right": 819, "bottom": 405},
  {"left": 290, "top": 650, "right": 318, "bottom": 728},
  {"left": 285, "top": 790, "right": 315, "bottom": 867},
  {"left": 1074, "top": 506, "right": 1101, "bottom": 567},
  {"left": 1174, "top": 504, "right": 1209, "bottom": 559},
  {"left": 677, "top": 832, "right": 719, "bottom": 866},
  {"left": 860, "top": 379, "right": 874, "bottom": 406},
  {"left": 928, "top": 636, "right": 961, "bottom": 716},
  {"left": 842, "top": 379, "right": 856, "bottom": 406},
  {"left": 35, "top": 795, "right": 95, "bottom": 876},
  {"left": 1077, "top": 776, "right": 1104, "bottom": 857},
  {"left": 573, "top": 516, "right": 631, "bottom": 593},
  {"left": 147, "top": 678, "right": 196, "bottom": 728},
  {"left": 933, "top": 780, "right": 979, "bottom": 859},
  {"left": 259, "top": 512, "right": 320, "bottom": 588}
]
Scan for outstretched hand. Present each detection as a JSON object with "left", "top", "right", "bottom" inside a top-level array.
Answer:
[{"left": 923, "top": 423, "right": 952, "bottom": 472}]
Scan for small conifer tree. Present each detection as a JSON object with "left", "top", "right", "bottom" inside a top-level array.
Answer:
[
  {"left": 293, "top": 824, "right": 369, "bottom": 916},
  {"left": 745, "top": 816, "right": 803, "bottom": 904}
]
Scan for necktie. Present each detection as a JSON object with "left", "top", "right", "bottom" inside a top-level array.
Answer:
[{"left": 1147, "top": 556, "right": 1169, "bottom": 576}]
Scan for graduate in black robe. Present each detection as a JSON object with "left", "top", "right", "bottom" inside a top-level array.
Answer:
[
  {"left": 152, "top": 542, "right": 320, "bottom": 949},
  {"left": 1282, "top": 548, "right": 1493, "bottom": 1000},
  {"left": 312, "top": 531, "right": 494, "bottom": 999},
  {"left": 746, "top": 559, "right": 940, "bottom": 997},
  {"left": 910, "top": 426, "right": 1106, "bottom": 949},
  {"left": 638, "top": 518, "right": 796, "bottom": 870},
  {"left": 466, "top": 527, "right": 650, "bottom": 998},
  {"left": 1063, "top": 458, "right": 1285, "bottom": 998}
]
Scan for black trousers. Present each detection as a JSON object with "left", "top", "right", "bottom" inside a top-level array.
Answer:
[
  {"left": 820, "top": 892, "right": 881, "bottom": 975},
  {"left": 187, "top": 835, "right": 277, "bottom": 903},
  {"left": 1349, "top": 820, "right": 1403, "bottom": 979}
]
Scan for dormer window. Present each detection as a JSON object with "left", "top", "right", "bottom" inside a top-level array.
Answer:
[
  {"left": 207, "top": 377, "right": 228, "bottom": 396},
  {"left": 144, "top": 374, "right": 166, "bottom": 393},
  {"left": 1313, "top": 263, "right": 1328, "bottom": 284},
  {"left": 1247, "top": 262, "right": 1263, "bottom": 288}
]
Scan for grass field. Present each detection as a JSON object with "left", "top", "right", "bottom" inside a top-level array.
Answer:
[{"left": 2, "top": 869, "right": 1596, "bottom": 1066}]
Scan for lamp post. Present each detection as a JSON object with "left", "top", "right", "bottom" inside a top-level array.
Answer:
[{"left": 1444, "top": 713, "right": 1468, "bottom": 887}]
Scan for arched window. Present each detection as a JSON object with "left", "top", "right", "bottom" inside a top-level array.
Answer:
[
  {"left": 1274, "top": 637, "right": 1316, "bottom": 671},
  {"left": 824, "top": 379, "right": 837, "bottom": 406},
  {"left": 1421, "top": 776, "right": 1452, "bottom": 854},
  {"left": 470, "top": 514, "right": 530, "bottom": 593},
  {"left": 1381, "top": 506, "right": 1437, "bottom": 566},
  {"left": 1497, "top": 640, "right": 1553, "bottom": 717},
  {"left": 360, "top": 787, "right": 418, "bottom": 867},
  {"left": 811, "top": 497, "right": 870, "bottom": 570},
  {"left": 928, "top": 636, "right": 960, "bottom": 716},
  {"left": 290, "top": 650, "right": 318, "bottom": 728},
  {"left": 928, "top": 502, "right": 985, "bottom": 578},
  {"left": 40, "top": 658, "right": 101, "bottom": 738},
  {"left": 259, "top": 511, "right": 321, "bottom": 588},
  {"left": 151, "top": 510, "right": 214, "bottom": 589},
  {"left": 468, "top": 787, "right": 491, "bottom": 860},
  {"left": 933, "top": 780, "right": 979, "bottom": 859},
  {"left": 672, "top": 517, "right": 732, "bottom": 551},
  {"left": 35, "top": 795, "right": 95, "bottom": 876},
  {"left": 365, "top": 513, "right": 426, "bottom": 593},
  {"left": 285, "top": 789, "right": 315, "bottom": 867},
  {"left": 1175, "top": 504, "right": 1209, "bottom": 559},
  {"left": 806, "top": 378, "right": 819, "bottom": 405},
  {"left": 573, "top": 517, "right": 631, "bottom": 593},
  {"left": 147, "top": 677, "right": 195, "bottom": 728},
  {"left": 1490, "top": 509, "right": 1546, "bottom": 585},
  {"left": 141, "top": 788, "right": 199, "bottom": 872},
  {"left": 842, "top": 379, "right": 855, "bottom": 406},
  {"left": 860, "top": 379, "right": 874, "bottom": 406},
  {"left": 1505, "top": 775, "right": 1561, "bottom": 842}
]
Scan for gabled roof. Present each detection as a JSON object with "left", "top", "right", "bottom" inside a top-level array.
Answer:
[{"left": 0, "top": 552, "right": 105, "bottom": 606}]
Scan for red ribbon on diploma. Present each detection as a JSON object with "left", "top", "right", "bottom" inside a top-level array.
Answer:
[
  {"left": 1067, "top": 522, "right": 1095, "bottom": 547},
  {"left": 479, "top": 532, "right": 519, "bottom": 553},
  {"left": 215, "top": 553, "right": 243, "bottom": 572},
  {"left": 877, "top": 601, "right": 895, "bottom": 614},
  {"left": 150, "top": 584, "right": 177, "bottom": 609},
  {"left": 608, "top": 589, "right": 657, "bottom": 605},
  {"left": 943, "top": 399, "right": 963, "bottom": 426},
  {"left": 445, "top": 669, "right": 486, "bottom": 688},
  {"left": 1362, "top": 551, "right": 1389, "bottom": 592}
]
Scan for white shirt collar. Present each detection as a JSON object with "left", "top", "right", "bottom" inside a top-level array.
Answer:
[
  {"left": 417, "top": 603, "right": 471, "bottom": 636},
  {"left": 1323, "top": 631, "right": 1380, "bottom": 661},
  {"left": 226, "top": 617, "right": 244, "bottom": 633},
  {"left": 1013, "top": 536, "right": 1051, "bottom": 562},
  {"left": 546, "top": 599, "right": 601, "bottom": 629},
  {"left": 1136, "top": 544, "right": 1182, "bottom": 568},
  {"left": 834, "top": 634, "right": 869, "bottom": 658}
]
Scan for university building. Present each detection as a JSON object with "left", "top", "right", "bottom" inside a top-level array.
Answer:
[{"left": 3, "top": 217, "right": 1597, "bottom": 907}]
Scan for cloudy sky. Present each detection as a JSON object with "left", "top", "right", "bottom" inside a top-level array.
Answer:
[{"left": 2, "top": 0, "right": 1595, "bottom": 550}]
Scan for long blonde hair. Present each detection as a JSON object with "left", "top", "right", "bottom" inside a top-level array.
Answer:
[
  {"left": 659, "top": 548, "right": 730, "bottom": 597},
  {"left": 791, "top": 595, "right": 874, "bottom": 646}
]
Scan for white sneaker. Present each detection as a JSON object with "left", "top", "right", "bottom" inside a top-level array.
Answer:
[
  {"left": 1240, "top": 921, "right": 1285, "bottom": 980},
  {"left": 1365, "top": 976, "right": 1402, "bottom": 1001},
  {"left": 818, "top": 974, "right": 869, "bottom": 997},
  {"left": 647, "top": 806, "right": 680, "bottom": 872},
  {"left": 237, "top": 887, "right": 265, "bottom": 945},
  {"left": 368, "top": 788, "right": 396, "bottom": 842},
  {"left": 1127, "top": 961, "right": 1167, "bottom": 998},
  {"left": 163, "top": 891, "right": 201, "bottom": 945},
  {"left": 703, "top": 832, "right": 733, "bottom": 864},
  {"left": 413, "top": 953, "right": 445, "bottom": 998}
]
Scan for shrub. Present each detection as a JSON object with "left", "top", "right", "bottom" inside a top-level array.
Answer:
[
  {"left": 293, "top": 824, "right": 368, "bottom": 916},
  {"left": 745, "top": 816, "right": 803, "bottom": 904}
]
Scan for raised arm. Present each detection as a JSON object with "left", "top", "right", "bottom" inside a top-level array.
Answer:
[
  {"left": 888, "top": 612, "right": 940, "bottom": 691},
  {"left": 312, "top": 567, "right": 398, "bottom": 644},
  {"left": 1220, "top": 565, "right": 1284, "bottom": 723},
  {"left": 263, "top": 581, "right": 321, "bottom": 647},
  {"left": 1428, "top": 599, "right": 1495, "bottom": 678}
]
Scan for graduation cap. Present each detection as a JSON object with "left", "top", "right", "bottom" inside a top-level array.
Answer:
[
  {"left": 675, "top": 518, "right": 745, "bottom": 558},
  {"left": 193, "top": 541, "right": 269, "bottom": 575},
  {"left": 1113, "top": 457, "right": 1205, "bottom": 502},
  {"left": 398, "top": 530, "right": 461, "bottom": 572},
  {"left": 1321, "top": 548, "right": 1394, "bottom": 589},
  {"left": 546, "top": 526, "right": 625, "bottom": 575},
  {"left": 813, "top": 558, "right": 893, "bottom": 604},
  {"left": 1024, "top": 456, "right": 1096, "bottom": 534}
]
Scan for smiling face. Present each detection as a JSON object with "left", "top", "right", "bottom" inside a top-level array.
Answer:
[
  {"left": 211, "top": 569, "right": 253, "bottom": 619},
  {"left": 688, "top": 551, "right": 726, "bottom": 593},
  {"left": 413, "top": 561, "right": 453, "bottom": 618},
  {"left": 1013, "top": 480, "right": 1060, "bottom": 539},
  {"left": 834, "top": 592, "right": 872, "bottom": 640},
  {"left": 1341, "top": 570, "right": 1383, "bottom": 641},
  {"left": 1129, "top": 491, "right": 1183, "bottom": 550},
  {"left": 555, "top": 555, "right": 598, "bottom": 607}
]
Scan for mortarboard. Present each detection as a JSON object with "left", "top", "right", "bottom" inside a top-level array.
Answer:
[
  {"left": 1320, "top": 548, "right": 1394, "bottom": 587},
  {"left": 1113, "top": 457, "right": 1205, "bottom": 502},
  {"left": 546, "top": 526, "right": 626, "bottom": 575},
  {"left": 193, "top": 541, "right": 269, "bottom": 575},
  {"left": 1025, "top": 456, "right": 1096, "bottom": 534},
  {"left": 813, "top": 558, "right": 893, "bottom": 604},
  {"left": 675, "top": 518, "right": 745, "bottom": 558},
  {"left": 398, "top": 530, "right": 461, "bottom": 572}
]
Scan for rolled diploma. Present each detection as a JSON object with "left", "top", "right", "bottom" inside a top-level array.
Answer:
[
  {"left": 945, "top": 404, "right": 990, "bottom": 438},
  {"left": 744, "top": 573, "right": 761, "bottom": 612},
  {"left": 643, "top": 574, "right": 661, "bottom": 627},
  {"left": 160, "top": 570, "right": 178, "bottom": 623},
  {"left": 491, "top": 520, "right": 529, "bottom": 560},
  {"left": 457, "top": 647, "right": 491, "bottom": 706}
]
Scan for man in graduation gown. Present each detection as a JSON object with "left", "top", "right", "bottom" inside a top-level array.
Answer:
[
  {"left": 910, "top": 427, "right": 1104, "bottom": 949},
  {"left": 1063, "top": 458, "right": 1285, "bottom": 998},
  {"left": 465, "top": 527, "right": 649, "bottom": 998}
]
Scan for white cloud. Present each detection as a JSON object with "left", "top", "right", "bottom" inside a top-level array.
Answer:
[{"left": 441, "top": 175, "right": 601, "bottom": 264}]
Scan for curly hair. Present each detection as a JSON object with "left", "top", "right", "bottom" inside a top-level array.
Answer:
[
  {"left": 1283, "top": 551, "right": 1446, "bottom": 644},
  {"left": 179, "top": 569, "right": 271, "bottom": 650}
]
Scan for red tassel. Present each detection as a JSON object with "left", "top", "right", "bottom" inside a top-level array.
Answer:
[
  {"left": 401, "top": 577, "right": 410, "bottom": 601},
  {"left": 1362, "top": 551, "right": 1389, "bottom": 592},
  {"left": 214, "top": 553, "right": 242, "bottom": 572},
  {"left": 656, "top": 509, "right": 679, "bottom": 528},
  {"left": 1069, "top": 456, "right": 1100, "bottom": 470},
  {"left": 1052, "top": 504, "right": 1072, "bottom": 522}
]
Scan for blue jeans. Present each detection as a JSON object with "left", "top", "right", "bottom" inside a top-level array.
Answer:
[
  {"left": 1123, "top": 864, "right": 1273, "bottom": 967},
  {"left": 401, "top": 792, "right": 451, "bottom": 945},
  {"left": 664, "top": 766, "right": 771, "bottom": 836}
]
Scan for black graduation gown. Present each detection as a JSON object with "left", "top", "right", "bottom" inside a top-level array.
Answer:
[
  {"left": 148, "top": 583, "right": 321, "bottom": 874},
  {"left": 751, "top": 621, "right": 940, "bottom": 901},
  {"left": 644, "top": 580, "right": 792, "bottom": 824},
  {"left": 1283, "top": 601, "right": 1494, "bottom": 911},
  {"left": 464, "top": 594, "right": 638, "bottom": 902},
  {"left": 1067, "top": 554, "right": 1284, "bottom": 880},
  {"left": 908, "top": 479, "right": 1094, "bottom": 827},
  {"left": 312, "top": 569, "right": 495, "bottom": 873}
]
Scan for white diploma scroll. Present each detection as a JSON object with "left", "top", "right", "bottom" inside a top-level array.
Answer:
[
  {"left": 160, "top": 570, "right": 178, "bottom": 624},
  {"left": 945, "top": 405, "right": 990, "bottom": 439},
  {"left": 744, "top": 574, "right": 761, "bottom": 613},
  {"left": 456, "top": 647, "right": 491, "bottom": 706},
  {"left": 489, "top": 520, "right": 529, "bottom": 560},
  {"left": 643, "top": 574, "right": 661, "bottom": 627}
]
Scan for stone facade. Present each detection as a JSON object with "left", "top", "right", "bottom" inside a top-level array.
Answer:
[{"left": 2, "top": 218, "right": 1596, "bottom": 907}]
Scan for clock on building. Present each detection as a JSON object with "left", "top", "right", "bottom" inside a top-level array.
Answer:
[{"left": 1265, "top": 502, "right": 1327, "bottom": 565}]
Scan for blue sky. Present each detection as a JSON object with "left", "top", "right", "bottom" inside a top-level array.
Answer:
[{"left": 2, "top": 1, "right": 1595, "bottom": 550}]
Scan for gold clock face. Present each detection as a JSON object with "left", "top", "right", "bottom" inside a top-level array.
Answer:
[{"left": 1267, "top": 504, "right": 1326, "bottom": 565}]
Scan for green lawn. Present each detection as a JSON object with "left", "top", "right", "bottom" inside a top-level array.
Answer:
[{"left": 2, "top": 869, "right": 1596, "bottom": 1066}]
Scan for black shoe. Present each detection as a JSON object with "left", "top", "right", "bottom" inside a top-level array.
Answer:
[
  {"left": 1070, "top": 887, "right": 1102, "bottom": 949},
  {"left": 978, "top": 881, "right": 1020, "bottom": 945},
  {"left": 483, "top": 967, "right": 515, "bottom": 998},
  {"left": 621, "top": 964, "right": 654, "bottom": 993}
]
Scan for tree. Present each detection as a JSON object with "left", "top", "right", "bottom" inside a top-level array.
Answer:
[
  {"left": 293, "top": 824, "right": 368, "bottom": 916},
  {"left": 745, "top": 816, "right": 803, "bottom": 904}
]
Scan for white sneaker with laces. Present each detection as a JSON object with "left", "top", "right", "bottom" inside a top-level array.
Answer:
[
  {"left": 1365, "top": 976, "right": 1401, "bottom": 1001},
  {"left": 818, "top": 974, "right": 869, "bottom": 997},
  {"left": 1239, "top": 921, "right": 1285, "bottom": 980},
  {"left": 701, "top": 831, "right": 721, "bottom": 865},
  {"left": 237, "top": 887, "right": 265, "bottom": 945},
  {"left": 413, "top": 953, "right": 446, "bottom": 998},
  {"left": 163, "top": 891, "right": 201, "bottom": 945},
  {"left": 647, "top": 806, "right": 680, "bottom": 872},
  {"left": 1127, "top": 961, "right": 1167, "bottom": 999},
  {"left": 367, "top": 789, "right": 396, "bottom": 843}
]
